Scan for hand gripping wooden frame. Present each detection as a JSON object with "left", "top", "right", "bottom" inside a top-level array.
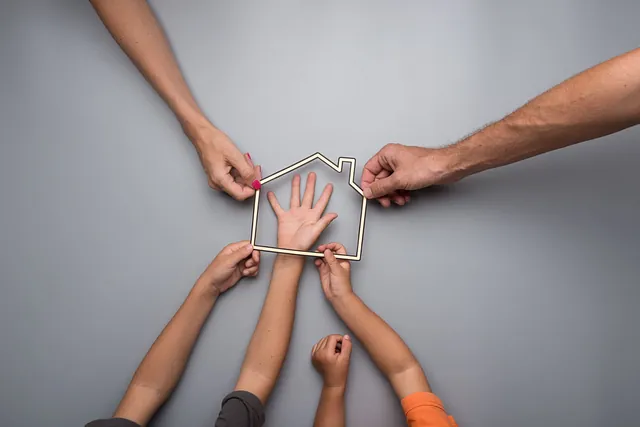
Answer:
[{"left": 249, "top": 153, "right": 367, "bottom": 261}]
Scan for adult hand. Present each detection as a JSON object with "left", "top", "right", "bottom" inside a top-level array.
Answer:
[
  {"left": 184, "top": 119, "right": 261, "bottom": 200},
  {"left": 196, "top": 241, "right": 260, "bottom": 295},
  {"left": 267, "top": 172, "right": 337, "bottom": 251},
  {"left": 361, "top": 143, "right": 456, "bottom": 207},
  {"left": 314, "top": 243, "right": 353, "bottom": 301},
  {"left": 311, "top": 334, "right": 352, "bottom": 389}
]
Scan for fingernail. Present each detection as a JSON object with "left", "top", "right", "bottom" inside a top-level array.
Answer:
[
  {"left": 363, "top": 188, "right": 372, "bottom": 198},
  {"left": 246, "top": 244, "right": 253, "bottom": 251},
  {"left": 344, "top": 335, "right": 351, "bottom": 340},
  {"left": 252, "top": 180, "right": 261, "bottom": 190},
  {"left": 246, "top": 152, "right": 252, "bottom": 160}
]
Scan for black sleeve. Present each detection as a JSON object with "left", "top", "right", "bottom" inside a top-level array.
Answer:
[
  {"left": 214, "top": 390, "right": 265, "bottom": 427},
  {"left": 85, "top": 418, "right": 140, "bottom": 427}
]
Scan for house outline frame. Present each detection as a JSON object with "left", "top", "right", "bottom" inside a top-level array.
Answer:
[{"left": 249, "top": 152, "right": 367, "bottom": 261}]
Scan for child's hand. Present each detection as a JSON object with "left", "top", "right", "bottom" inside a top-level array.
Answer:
[
  {"left": 314, "top": 243, "right": 353, "bottom": 300},
  {"left": 267, "top": 172, "right": 337, "bottom": 251},
  {"left": 196, "top": 241, "right": 260, "bottom": 295},
  {"left": 311, "top": 334, "right": 352, "bottom": 389}
]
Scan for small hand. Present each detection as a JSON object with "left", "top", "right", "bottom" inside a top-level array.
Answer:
[
  {"left": 184, "top": 119, "right": 261, "bottom": 200},
  {"left": 311, "top": 334, "right": 352, "bottom": 389},
  {"left": 314, "top": 243, "right": 353, "bottom": 300},
  {"left": 361, "top": 143, "right": 455, "bottom": 207},
  {"left": 267, "top": 172, "right": 338, "bottom": 251},
  {"left": 197, "top": 241, "right": 260, "bottom": 295}
]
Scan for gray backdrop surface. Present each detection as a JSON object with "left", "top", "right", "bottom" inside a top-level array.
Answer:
[{"left": 1, "top": 1, "right": 640, "bottom": 426}]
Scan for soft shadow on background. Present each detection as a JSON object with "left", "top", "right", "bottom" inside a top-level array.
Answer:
[{"left": 1, "top": 1, "right": 640, "bottom": 427}]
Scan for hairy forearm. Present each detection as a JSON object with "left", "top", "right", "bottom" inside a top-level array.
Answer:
[
  {"left": 445, "top": 48, "right": 640, "bottom": 178},
  {"left": 90, "top": 0, "right": 204, "bottom": 126},
  {"left": 235, "top": 256, "right": 304, "bottom": 403},
  {"left": 313, "top": 386, "right": 345, "bottom": 427},
  {"left": 114, "top": 284, "right": 217, "bottom": 425},
  {"left": 332, "top": 293, "right": 429, "bottom": 398}
]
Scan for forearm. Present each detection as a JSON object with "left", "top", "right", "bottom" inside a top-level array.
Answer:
[
  {"left": 91, "top": 0, "right": 204, "bottom": 126},
  {"left": 313, "top": 386, "right": 345, "bottom": 427},
  {"left": 235, "top": 255, "right": 304, "bottom": 403},
  {"left": 445, "top": 48, "right": 640, "bottom": 178},
  {"left": 332, "top": 294, "right": 429, "bottom": 398},
  {"left": 114, "top": 285, "right": 217, "bottom": 425}
]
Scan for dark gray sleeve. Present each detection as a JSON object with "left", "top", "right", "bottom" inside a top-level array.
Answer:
[
  {"left": 214, "top": 390, "right": 265, "bottom": 427},
  {"left": 85, "top": 418, "right": 140, "bottom": 427}
]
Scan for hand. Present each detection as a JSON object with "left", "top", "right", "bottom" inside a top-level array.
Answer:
[
  {"left": 361, "top": 143, "right": 456, "bottom": 207},
  {"left": 311, "top": 334, "right": 352, "bottom": 389},
  {"left": 196, "top": 241, "right": 260, "bottom": 295},
  {"left": 267, "top": 172, "right": 338, "bottom": 251},
  {"left": 314, "top": 243, "right": 353, "bottom": 300},
  {"left": 184, "top": 119, "right": 261, "bottom": 200}
]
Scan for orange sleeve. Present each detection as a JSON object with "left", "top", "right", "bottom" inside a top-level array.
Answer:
[{"left": 401, "top": 392, "right": 457, "bottom": 427}]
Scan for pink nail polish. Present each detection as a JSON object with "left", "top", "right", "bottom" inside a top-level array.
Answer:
[
  {"left": 252, "top": 180, "right": 261, "bottom": 190},
  {"left": 246, "top": 152, "right": 252, "bottom": 160}
]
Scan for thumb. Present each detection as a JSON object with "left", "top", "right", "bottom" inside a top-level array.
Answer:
[
  {"left": 339, "top": 335, "right": 352, "bottom": 361},
  {"left": 226, "top": 243, "right": 254, "bottom": 266},
  {"left": 364, "top": 175, "right": 400, "bottom": 199},
  {"left": 323, "top": 249, "right": 340, "bottom": 270},
  {"left": 229, "top": 151, "right": 258, "bottom": 188}
]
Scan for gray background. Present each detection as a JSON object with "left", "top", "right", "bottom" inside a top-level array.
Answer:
[{"left": 1, "top": 1, "right": 639, "bottom": 426}]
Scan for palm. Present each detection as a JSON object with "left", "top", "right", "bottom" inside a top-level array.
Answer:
[{"left": 267, "top": 173, "right": 337, "bottom": 252}]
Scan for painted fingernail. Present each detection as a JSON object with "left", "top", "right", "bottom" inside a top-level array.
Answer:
[
  {"left": 246, "top": 152, "right": 252, "bottom": 160},
  {"left": 252, "top": 180, "right": 261, "bottom": 190}
]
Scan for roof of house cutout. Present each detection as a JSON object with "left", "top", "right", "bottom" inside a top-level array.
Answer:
[{"left": 250, "top": 152, "right": 368, "bottom": 261}]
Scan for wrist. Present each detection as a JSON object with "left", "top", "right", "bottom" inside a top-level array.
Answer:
[
  {"left": 180, "top": 114, "right": 220, "bottom": 149},
  {"left": 192, "top": 279, "right": 221, "bottom": 300},
  {"left": 322, "top": 384, "right": 346, "bottom": 396},
  {"left": 330, "top": 290, "right": 359, "bottom": 310}
]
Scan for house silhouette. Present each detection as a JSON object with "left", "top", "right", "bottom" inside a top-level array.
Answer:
[{"left": 250, "top": 152, "right": 368, "bottom": 260}]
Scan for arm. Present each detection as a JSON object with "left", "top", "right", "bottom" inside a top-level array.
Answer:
[
  {"left": 234, "top": 172, "right": 337, "bottom": 403},
  {"left": 233, "top": 255, "right": 304, "bottom": 402},
  {"left": 315, "top": 244, "right": 429, "bottom": 399},
  {"left": 362, "top": 47, "right": 640, "bottom": 204},
  {"left": 311, "top": 334, "right": 352, "bottom": 427},
  {"left": 90, "top": 0, "right": 258, "bottom": 199},
  {"left": 112, "top": 242, "right": 259, "bottom": 426}
]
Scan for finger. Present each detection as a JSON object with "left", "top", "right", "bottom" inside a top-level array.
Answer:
[
  {"left": 208, "top": 179, "right": 222, "bottom": 191},
  {"left": 319, "top": 336, "right": 329, "bottom": 350},
  {"left": 327, "top": 334, "right": 341, "bottom": 352},
  {"left": 267, "top": 191, "right": 284, "bottom": 215},
  {"left": 223, "top": 240, "right": 252, "bottom": 254},
  {"left": 245, "top": 258, "right": 257, "bottom": 268},
  {"left": 313, "top": 183, "right": 334, "bottom": 213},
  {"left": 312, "top": 342, "right": 319, "bottom": 356},
  {"left": 252, "top": 250, "right": 260, "bottom": 264},
  {"left": 391, "top": 193, "right": 406, "bottom": 206},
  {"left": 228, "top": 150, "right": 257, "bottom": 188},
  {"left": 290, "top": 174, "right": 301, "bottom": 208},
  {"left": 361, "top": 149, "right": 387, "bottom": 188},
  {"left": 225, "top": 242, "right": 255, "bottom": 265},
  {"left": 314, "top": 213, "right": 338, "bottom": 234},
  {"left": 242, "top": 266, "right": 259, "bottom": 276},
  {"left": 301, "top": 172, "right": 316, "bottom": 208},
  {"left": 317, "top": 244, "right": 327, "bottom": 253},
  {"left": 314, "top": 259, "right": 322, "bottom": 267},
  {"left": 245, "top": 153, "right": 255, "bottom": 169},
  {"left": 324, "top": 242, "right": 347, "bottom": 255},
  {"left": 378, "top": 196, "right": 392, "bottom": 208},
  {"left": 217, "top": 172, "right": 256, "bottom": 201},
  {"left": 324, "top": 248, "right": 341, "bottom": 270},
  {"left": 339, "top": 334, "right": 353, "bottom": 361},
  {"left": 364, "top": 174, "right": 401, "bottom": 199}
]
